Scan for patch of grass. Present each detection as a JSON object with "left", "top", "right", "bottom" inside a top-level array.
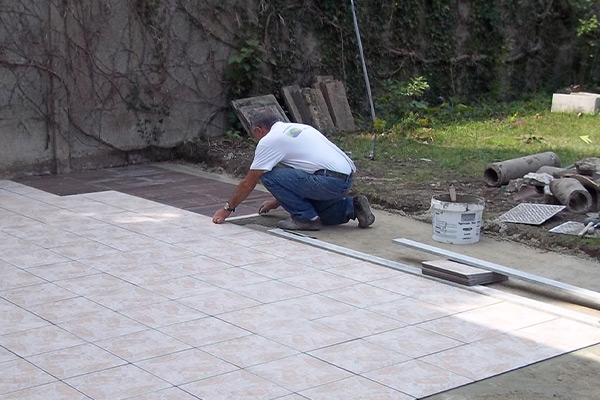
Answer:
[{"left": 337, "top": 104, "right": 600, "bottom": 179}]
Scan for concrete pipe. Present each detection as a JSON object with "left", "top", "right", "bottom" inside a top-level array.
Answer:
[
  {"left": 549, "top": 178, "right": 593, "bottom": 213},
  {"left": 536, "top": 166, "right": 570, "bottom": 178},
  {"left": 483, "top": 151, "right": 561, "bottom": 187}
]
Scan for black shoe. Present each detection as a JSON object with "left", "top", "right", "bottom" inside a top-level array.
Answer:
[
  {"left": 353, "top": 195, "right": 375, "bottom": 228},
  {"left": 278, "top": 218, "right": 322, "bottom": 231}
]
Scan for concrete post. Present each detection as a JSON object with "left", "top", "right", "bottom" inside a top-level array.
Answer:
[
  {"left": 484, "top": 151, "right": 561, "bottom": 187},
  {"left": 550, "top": 178, "right": 593, "bottom": 213}
]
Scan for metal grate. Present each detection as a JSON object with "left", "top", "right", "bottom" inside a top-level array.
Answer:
[{"left": 496, "top": 203, "right": 565, "bottom": 225}]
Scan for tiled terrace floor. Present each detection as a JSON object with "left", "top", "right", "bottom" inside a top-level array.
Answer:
[{"left": 2, "top": 168, "right": 600, "bottom": 399}]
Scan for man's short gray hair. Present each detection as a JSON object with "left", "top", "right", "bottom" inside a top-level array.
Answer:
[{"left": 250, "top": 109, "right": 281, "bottom": 130}]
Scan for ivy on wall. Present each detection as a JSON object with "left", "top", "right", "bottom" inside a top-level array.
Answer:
[{"left": 222, "top": 0, "right": 600, "bottom": 119}]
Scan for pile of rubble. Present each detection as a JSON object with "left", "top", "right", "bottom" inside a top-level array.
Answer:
[{"left": 484, "top": 152, "right": 600, "bottom": 237}]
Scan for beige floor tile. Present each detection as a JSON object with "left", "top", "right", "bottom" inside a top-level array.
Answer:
[
  {"left": 181, "top": 369, "right": 291, "bottom": 399},
  {"left": 143, "top": 226, "right": 201, "bottom": 244},
  {"left": 299, "top": 375, "right": 415, "bottom": 399},
  {"left": 219, "top": 304, "right": 297, "bottom": 332},
  {"left": 369, "top": 273, "right": 459, "bottom": 297},
  {"left": 219, "top": 230, "right": 288, "bottom": 247},
  {"left": 93, "top": 233, "right": 167, "bottom": 252},
  {"left": 74, "top": 224, "right": 137, "bottom": 241},
  {"left": 158, "top": 316, "right": 251, "bottom": 347},
  {"left": 95, "top": 329, "right": 191, "bottom": 362},
  {"left": 0, "top": 247, "right": 69, "bottom": 269},
  {"left": 119, "top": 300, "right": 206, "bottom": 328},
  {"left": 0, "top": 325, "right": 85, "bottom": 357},
  {"left": 281, "top": 269, "right": 359, "bottom": 293},
  {"left": 247, "top": 353, "right": 352, "bottom": 392},
  {"left": 27, "top": 261, "right": 100, "bottom": 282},
  {"left": 26, "top": 342, "right": 127, "bottom": 379},
  {"left": 309, "top": 338, "right": 410, "bottom": 374},
  {"left": 143, "top": 276, "right": 219, "bottom": 299},
  {"left": 43, "top": 239, "right": 120, "bottom": 260},
  {"left": 0, "top": 359, "right": 56, "bottom": 395},
  {"left": 255, "top": 319, "right": 355, "bottom": 352},
  {"left": 514, "top": 318, "right": 600, "bottom": 351},
  {"left": 230, "top": 280, "right": 310, "bottom": 303},
  {"left": 185, "top": 220, "right": 250, "bottom": 237},
  {"left": 21, "top": 229, "right": 88, "bottom": 249},
  {"left": 135, "top": 348, "right": 238, "bottom": 385},
  {"left": 176, "top": 287, "right": 261, "bottom": 315},
  {"left": 321, "top": 283, "right": 404, "bottom": 308},
  {"left": 28, "top": 296, "right": 108, "bottom": 323},
  {"left": 0, "top": 300, "right": 49, "bottom": 335},
  {"left": 97, "top": 263, "right": 187, "bottom": 287},
  {"left": 1, "top": 282, "right": 78, "bottom": 308},
  {"left": 201, "top": 334, "right": 299, "bottom": 367},
  {"left": 0, "top": 346, "right": 18, "bottom": 363},
  {"left": 87, "top": 286, "right": 169, "bottom": 311},
  {"left": 241, "top": 258, "right": 315, "bottom": 279},
  {"left": 193, "top": 266, "right": 272, "bottom": 289},
  {"left": 25, "top": 209, "right": 84, "bottom": 225},
  {"left": 314, "top": 308, "right": 405, "bottom": 337},
  {"left": 408, "top": 284, "right": 501, "bottom": 312},
  {"left": 0, "top": 232, "right": 27, "bottom": 251},
  {"left": 0, "top": 262, "right": 45, "bottom": 291},
  {"left": 49, "top": 216, "right": 112, "bottom": 233},
  {"left": 128, "top": 386, "right": 200, "bottom": 399},
  {"left": 327, "top": 261, "right": 400, "bottom": 282},
  {"left": 417, "top": 302, "right": 559, "bottom": 343},
  {"left": 364, "top": 359, "right": 473, "bottom": 398},
  {"left": 287, "top": 249, "right": 361, "bottom": 269},
  {"left": 65, "top": 364, "right": 171, "bottom": 399},
  {"left": 367, "top": 297, "right": 455, "bottom": 325},
  {"left": 174, "top": 237, "right": 233, "bottom": 255},
  {"left": 420, "top": 339, "right": 538, "bottom": 380},
  {"left": 59, "top": 307, "right": 147, "bottom": 342},
  {"left": 206, "top": 248, "right": 279, "bottom": 267},
  {"left": 1, "top": 381, "right": 90, "bottom": 399},
  {"left": 251, "top": 241, "right": 314, "bottom": 258},
  {"left": 158, "top": 254, "right": 234, "bottom": 275},
  {"left": 115, "top": 246, "right": 199, "bottom": 264},
  {"left": 56, "top": 273, "right": 132, "bottom": 295},
  {"left": 266, "top": 294, "right": 356, "bottom": 320},
  {"left": 366, "top": 325, "right": 463, "bottom": 358}
]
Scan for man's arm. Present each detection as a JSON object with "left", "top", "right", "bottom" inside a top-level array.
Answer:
[{"left": 212, "top": 169, "right": 264, "bottom": 224}]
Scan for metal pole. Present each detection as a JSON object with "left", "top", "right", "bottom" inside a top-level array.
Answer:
[{"left": 350, "top": 0, "right": 377, "bottom": 159}]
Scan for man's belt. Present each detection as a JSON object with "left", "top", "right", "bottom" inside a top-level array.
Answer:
[{"left": 313, "top": 169, "right": 353, "bottom": 180}]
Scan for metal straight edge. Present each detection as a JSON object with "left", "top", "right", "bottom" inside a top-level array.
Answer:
[
  {"left": 268, "top": 229, "right": 600, "bottom": 326},
  {"left": 268, "top": 228, "right": 421, "bottom": 275},
  {"left": 225, "top": 213, "right": 261, "bottom": 222},
  {"left": 393, "top": 237, "right": 600, "bottom": 309}
]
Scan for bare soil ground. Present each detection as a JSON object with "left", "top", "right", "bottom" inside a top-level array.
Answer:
[{"left": 175, "top": 139, "right": 599, "bottom": 260}]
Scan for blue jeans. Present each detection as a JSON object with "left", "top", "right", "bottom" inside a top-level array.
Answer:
[{"left": 260, "top": 167, "right": 355, "bottom": 225}]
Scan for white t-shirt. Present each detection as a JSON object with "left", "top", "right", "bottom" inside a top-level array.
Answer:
[{"left": 250, "top": 122, "right": 356, "bottom": 175}]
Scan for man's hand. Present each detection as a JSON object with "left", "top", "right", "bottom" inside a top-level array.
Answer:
[
  {"left": 212, "top": 208, "right": 231, "bottom": 224},
  {"left": 212, "top": 169, "right": 264, "bottom": 225},
  {"left": 258, "top": 199, "right": 280, "bottom": 214}
]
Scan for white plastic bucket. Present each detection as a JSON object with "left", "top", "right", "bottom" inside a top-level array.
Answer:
[{"left": 431, "top": 194, "right": 485, "bottom": 244}]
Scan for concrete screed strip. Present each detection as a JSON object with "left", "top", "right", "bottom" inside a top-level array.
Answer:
[{"left": 393, "top": 237, "right": 600, "bottom": 311}]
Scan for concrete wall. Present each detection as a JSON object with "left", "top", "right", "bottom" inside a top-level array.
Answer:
[{"left": 0, "top": 0, "right": 253, "bottom": 178}]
